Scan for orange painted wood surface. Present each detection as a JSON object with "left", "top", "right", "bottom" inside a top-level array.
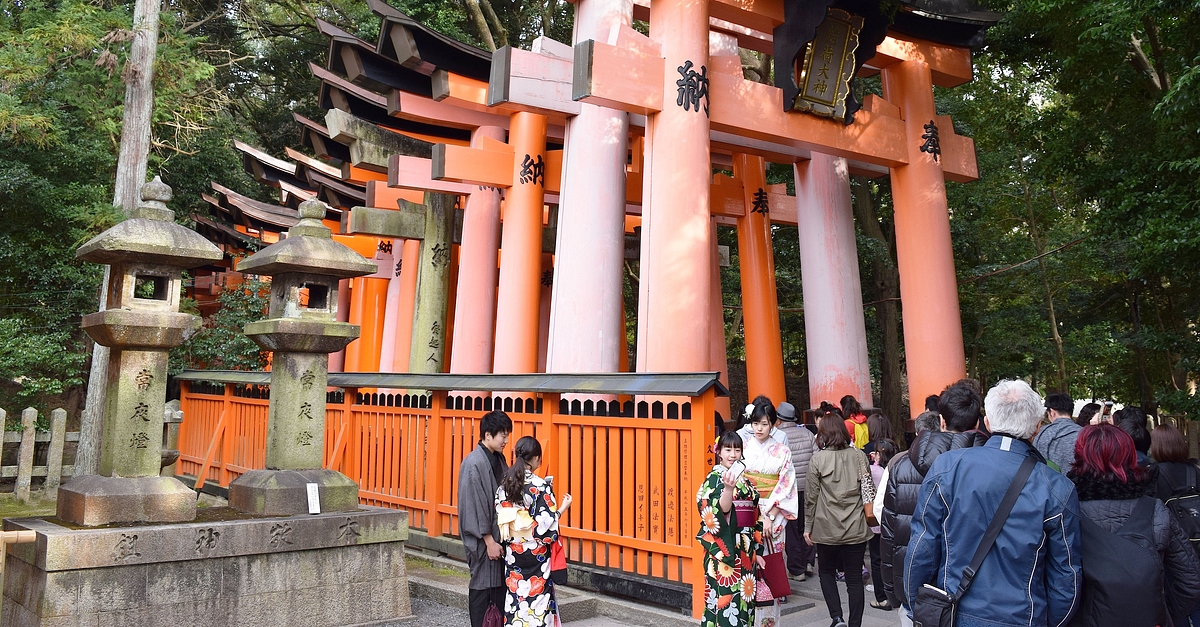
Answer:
[{"left": 178, "top": 381, "right": 717, "bottom": 618}]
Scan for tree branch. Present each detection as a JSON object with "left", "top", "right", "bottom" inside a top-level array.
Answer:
[
  {"left": 461, "top": 0, "right": 496, "bottom": 51},
  {"left": 478, "top": 0, "right": 508, "bottom": 48},
  {"left": 1129, "top": 32, "right": 1163, "bottom": 92},
  {"left": 959, "top": 236, "right": 1088, "bottom": 284},
  {"left": 181, "top": 9, "right": 223, "bottom": 34},
  {"left": 1141, "top": 16, "right": 1171, "bottom": 92}
]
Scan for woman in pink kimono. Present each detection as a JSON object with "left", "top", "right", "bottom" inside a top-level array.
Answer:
[{"left": 739, "top": 396, "right": 799, "bottom": 627}]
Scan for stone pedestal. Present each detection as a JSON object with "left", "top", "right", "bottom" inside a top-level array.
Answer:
[
  {"left": 55, "top": 475, "right": 197, "bottom": 527},
  {"left": 2, "top": 507, "right": 412, "bottom": 627},
  {"left": 229, "top": 469, "right": 359, "bottom": 516}
]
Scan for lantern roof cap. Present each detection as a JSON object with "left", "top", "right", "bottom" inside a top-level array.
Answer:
[
  {"left": 76, "top": 177, "right": 223, "bottom": 268},
  {"left": 236, "top": 200, "right": 377, "bottom": 278}
]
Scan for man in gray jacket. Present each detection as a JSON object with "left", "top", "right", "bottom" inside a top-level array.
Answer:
[
  {"left": 458, "top": 410, "right": 512, "bottom": 627},
  {"left": 1033, "top": 392, "right": 1082, "bottom": 474},
  {"left": 776, "top": 401, "right": 816, "bottom": 579}
]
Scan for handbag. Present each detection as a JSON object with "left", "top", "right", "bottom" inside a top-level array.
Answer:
[
  {"left": 733, "top": 499, "right": 759, "bottom": 528},
  {"left": 550, "top": 537, "right": 568, "bottom": 585},
  {"left": 482, "top": 601, "right": 504, "bottom": 627},
  {"left": 911, "top": 455, "right": 1037, "bottom": 627},
  {"left": 757, "top": 535, "right": 792, "bottom": 598}
]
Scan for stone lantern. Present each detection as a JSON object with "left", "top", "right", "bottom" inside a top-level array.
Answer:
[
  {"left": 58, "top": 178, "right": 222, "bottom": 525},
  {"left": 228, "top": 199, "right": 376, "bottom": 515}
]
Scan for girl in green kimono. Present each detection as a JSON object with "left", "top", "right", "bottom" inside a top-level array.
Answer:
[{"left": 696, "top": 430, "right": 766, "bottom": 627}]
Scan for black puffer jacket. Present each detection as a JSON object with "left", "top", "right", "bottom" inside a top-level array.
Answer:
[
  {"left": 879, "top": 429, "right": 988, "bottom": 608},
  {"left": 1074, "top": 476, "right": 1200, "bottom": 627}
]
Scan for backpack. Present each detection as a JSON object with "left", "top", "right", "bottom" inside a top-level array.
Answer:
[
  {"left": 1069, "top": 496, "right": 1167, "bottom": 627},
  {"left": 1160, "top": 464, "right": 1200, "bottom": 556}
]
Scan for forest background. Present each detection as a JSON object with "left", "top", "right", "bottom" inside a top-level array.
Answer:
[{"left": 0, "top": 0, "right": 1197, "bottom": 428}]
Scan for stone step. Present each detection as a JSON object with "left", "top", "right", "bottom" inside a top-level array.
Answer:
[
  {"left": 405, "top": 554, "right": 702, "bottom": 626},
  {"left": 406, "top": 555, "right": 598, "bottom": 623}
]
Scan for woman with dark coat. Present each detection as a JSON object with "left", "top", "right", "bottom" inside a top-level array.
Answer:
[
  {"left": 1068, "top": 424, "right": 1200, "bottom": 627},
  {"left": 1149, "top": 424, "right": 1200, "bottom": 626}
]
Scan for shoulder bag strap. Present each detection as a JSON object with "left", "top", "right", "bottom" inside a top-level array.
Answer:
[{"left": 956, "top": 455, "right": 1038, "bottom": 597}]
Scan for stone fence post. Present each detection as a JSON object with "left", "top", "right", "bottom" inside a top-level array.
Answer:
[
  {"left": 45, "top": 408, "right": 67, "bottom": 491},
  {"left": 15, "top": 408, "right": 36, "bottom": 503}
]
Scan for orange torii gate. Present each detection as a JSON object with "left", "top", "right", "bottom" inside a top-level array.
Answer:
[{"left": 570, "top": 2, "right": 979, "bottom": 413}]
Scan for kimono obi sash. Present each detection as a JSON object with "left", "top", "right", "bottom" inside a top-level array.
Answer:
[{"left": 743, "top": 470, "right": 779, "bottom": 500}]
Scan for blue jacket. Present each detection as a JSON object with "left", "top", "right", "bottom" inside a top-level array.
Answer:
[{"left": 906, "top": 436, "right": 1082, "bottom": 627}]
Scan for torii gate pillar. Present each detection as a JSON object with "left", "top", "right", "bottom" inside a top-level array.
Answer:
[
  {"left": 450, "top": 125, "right": 505, "bottom": 373},
  {"left": 637, "top": 0, "right": 712, "bottom": 373},
  {"left": 882, "top": 58, "right": 967, "bottom": 414},
  {"left": 545, "top": 0, "right": 632, "bottom": 375},
  {"left": 795, "top": 153, "right": 873, "bottom": 408},
  {"left": 734, "top": 153, "right": 787, "bottom": 405},
  {"left": 493, "top": 112, "right": 549, "bottom": 374}
]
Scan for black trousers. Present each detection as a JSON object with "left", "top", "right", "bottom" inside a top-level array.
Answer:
[
  {"left": 785, "top": 496, "right": 815, "bottom": 575},
  {"left": 816, "top": 541, "right": 868, "bottom": 627},
  {"left": 868, "top": 534, "right": 887, "bottom": 602},
  {"left": 468, "top": 586, "right": 506, "bottom": 627}
]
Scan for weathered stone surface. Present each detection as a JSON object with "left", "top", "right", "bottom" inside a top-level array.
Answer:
[
  {"left": 346, "top": 205, "right": 426, "bottom": 240},
  {"left": 55, "top": 475, "right": 196, "bottom": 527},
  {"left": 408, "top": 193, "right": 455, "bottom": 374},
  {"left": 95, "top": 350, "right": 170, "bottom": 478},
  {"left": 81, "top": 310, "right": 199, "bottom": 349},
  {"left": 75, "top": 217, "right": 223, "bottom": 268},
  {"left": 228, "top": 469, "right": 359, "bottom": 516},
  {"left": 3, "top": 509, "right": 412, "bottom": 627},
  {"left": 237, "top": 201, "right": 376, "bottom": 278},
  {"left": 255, "top": 353, "right": 331, "bottom": 470},
  {"left": 7, "top": 508, "right": 407, "bottom": 572},
  {"left": 244, "top": 319, "right": 360, "bottom": 353}
]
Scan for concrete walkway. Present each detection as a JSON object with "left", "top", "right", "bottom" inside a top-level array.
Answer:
[
  {"left": 566, "top": 573, "right": 903, "bottom": 627},
  {"left": 408, "top": 554, "right": 903, "bottom": 627}
]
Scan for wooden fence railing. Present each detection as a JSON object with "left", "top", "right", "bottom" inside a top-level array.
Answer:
[
  {"left": 0, "top": 408, "right": 74, "bottom": 503},
  {"left": 176, "top": 370, "right": 724, "bottom": 618}
]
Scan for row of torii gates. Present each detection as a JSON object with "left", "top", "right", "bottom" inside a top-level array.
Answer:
[{"left": 207, "top": 0, "right": 991, "bottom": 419}]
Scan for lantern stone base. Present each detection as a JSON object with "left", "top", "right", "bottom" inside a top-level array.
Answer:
[
  {"left": 2, "top": 507, "right": 412, "bottom": 627},
  {"left": 228, "top": 469, "right": 359, "bottom": 516},
  {"left": 55, "top": 475, "right": 197, "bottom": 526}
]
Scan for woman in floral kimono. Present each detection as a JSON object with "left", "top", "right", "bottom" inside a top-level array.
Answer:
[
  {"left": 495, "top": 436, "right": 572, "bottom": 627},
  {"left": 739, "top": 396, "right": 799, "bottom": 627},
  {"left": 697, "top": 430, "right": 765, "bottom": 627}
]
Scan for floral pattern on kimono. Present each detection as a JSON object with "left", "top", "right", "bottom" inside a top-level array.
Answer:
[
  {"left": 741, "top": 435, "right": 799, "bottom": 625},
  {"left": 496, "top": 472, "right": 560, "bottom": 627},
  {"left": 696, "top": 466, "right": 763, "bottom": 627}
]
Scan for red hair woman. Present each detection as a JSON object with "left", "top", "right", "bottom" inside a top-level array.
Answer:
[{"left": 1067, "top": 424, "right": 1200, "bottom": 627}]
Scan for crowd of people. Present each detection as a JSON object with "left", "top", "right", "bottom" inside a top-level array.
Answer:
[
  {"left": 454, "top": 381, "right": 1200, "bottom": 627},
  {"left": 699, "top": 382, "right": 1200, "bottom": 627}
]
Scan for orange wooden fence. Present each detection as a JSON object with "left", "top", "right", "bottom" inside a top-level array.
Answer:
[{"left": 175, "top": 371, "right": 723, "bottom": 617}]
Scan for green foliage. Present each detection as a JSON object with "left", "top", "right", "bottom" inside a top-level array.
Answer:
[
  {"left": 0, "top": 319, "right": 86, "bottom": 410},
  {"left": 939, "top": 0, "right": 1200, "bottom": 413},
  {"left": 171, "top": 279, "right": 270, "bottom": 373}
]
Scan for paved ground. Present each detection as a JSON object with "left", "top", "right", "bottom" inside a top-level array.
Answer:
[
  {"left": 410, "top": 574, "right": 904, "bottom": 627},
  {"left": 410, "top": 597, "right": 471, "bottom": 626}
]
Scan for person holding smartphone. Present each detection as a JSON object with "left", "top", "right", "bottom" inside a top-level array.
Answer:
[{"left": 697, "top": 431, "right": 766, "bottom": 627}]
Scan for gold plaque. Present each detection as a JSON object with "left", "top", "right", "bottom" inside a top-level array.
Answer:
[{"left": 793, "top": 8, "right": 863, "bottom": 120}]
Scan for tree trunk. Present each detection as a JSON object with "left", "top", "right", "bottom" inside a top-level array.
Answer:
[
  {"left": 464, "top": 0, "right": 497, "bottom": 51},
  {"left": 851, "top": 177, "right": 905, "bottom": 440},
  {"left": 1024, "top": 187, "right": 1068, "bottom": 392},
  {"left": 76, "top": 0, "right": 161, "bottom": 477},
  {"left": 1129, "top": 281, "right": 1154, "bottom": 408},
  {"left": 479, "top": 0, "right": 507, "bottom": 48}
]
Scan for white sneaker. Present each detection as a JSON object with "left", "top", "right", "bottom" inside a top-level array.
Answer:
[{"left": 865, "top": 584, "right": 874, "bottom": 593}]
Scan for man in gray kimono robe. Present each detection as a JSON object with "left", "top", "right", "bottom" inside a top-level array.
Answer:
[{"left": 458, "top": 410, "right": 511, "bottom": 627}]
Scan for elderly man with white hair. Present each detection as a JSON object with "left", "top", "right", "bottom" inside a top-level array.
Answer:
[{"left": 904, "top": 380, "right": 1082, "bottom": 627}]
